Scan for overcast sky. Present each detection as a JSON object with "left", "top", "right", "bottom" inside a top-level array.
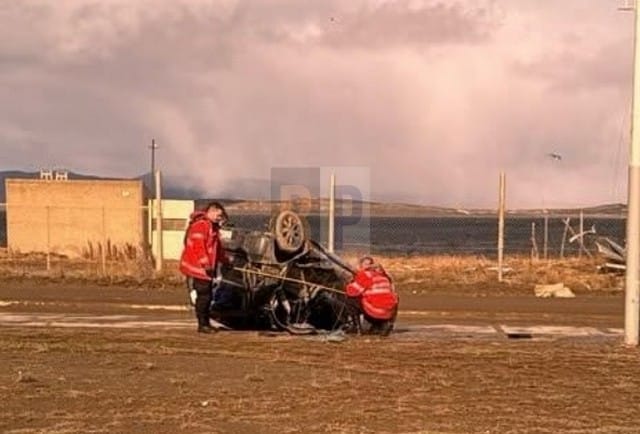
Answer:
[{"left": 0, "top": 0, "right": 634, "bottom": 207}]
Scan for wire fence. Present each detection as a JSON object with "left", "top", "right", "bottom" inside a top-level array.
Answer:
[
  {"left": 223, "top": 213, "right": 625, "bottom": 257},
  {"left": 0, "top": 202, "right": 626, "bottom": 278}
]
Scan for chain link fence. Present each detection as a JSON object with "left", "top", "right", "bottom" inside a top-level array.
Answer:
[
  {"left": 229, "top": 212, "right": 624, "bottom": 257},
  {"left": 0, "top": 202, "right": 626, "bottom": 277}
]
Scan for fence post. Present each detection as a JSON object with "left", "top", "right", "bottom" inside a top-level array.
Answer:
[
  {"left": 530, "top": 222, "right": 539, "bottom": 261},
  {"left": 497, "top": 172, "right": 506, "bottom": 282},
  {"left": 328, "top": 172, "right": 335, "bottom": 253},
  {"left": 155, "top": 170, "right": 163, "bottom": 273},
  {"left": 46, "top": 205, "right": 51, "bottom": 273},
  {"left": 148, "top": 199, "right": 153, "bottom": 256},
  {"left": 101, "top": 206, "right": 107, "bottom": 276},
  {"left": 579, "top": 210, "right": 584, "bottom": 258},
  {"left": 560, "top": 218, "right": 571, "bottom": 259},
  {"left": 543, "top": 213, "right": 549, "bottom": 261}
]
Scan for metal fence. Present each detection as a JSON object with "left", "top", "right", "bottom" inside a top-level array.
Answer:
[
  {"left": 253, "top": 212, "right": 624, "bottom": 257},
  {"left": 0, "top": 202, "right": 624, "bottom": 275}
]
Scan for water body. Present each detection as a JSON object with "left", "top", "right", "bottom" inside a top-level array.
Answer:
[
  {"left": 238, "top": 215, "right": 624, "bottom": 256},
  {"left": 0, "top": 211, "right": 624, "bottom": 256}
]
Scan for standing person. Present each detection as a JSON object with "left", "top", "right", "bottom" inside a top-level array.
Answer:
[
  {"left": 180, "top": 202, "right": 229, "bottom": 333},
  {"left": 346, "top": 256, "right": 399, "bottom": 336}
]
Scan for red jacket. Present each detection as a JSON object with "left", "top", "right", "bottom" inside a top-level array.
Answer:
[
  {"left": 179, "top": 212, "right": 227, "bottom": 281},
  {"left": 346, "top": 268, "right": 399, "bottom": 320}
]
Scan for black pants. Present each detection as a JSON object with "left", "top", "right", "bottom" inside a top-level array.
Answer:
[
  {"left": 344, "top": 297, "right": 362, "bottom": 317},
  {"left": 345, "top": 296, "right": 396, "bottom": 335},
  {"left": 192, "top": 278, "right": 212, "bottom": 328}
]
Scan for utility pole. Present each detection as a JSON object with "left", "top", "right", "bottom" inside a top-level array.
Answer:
[
  {"left": 497, "top": 172, "right": 506, "bottom": 282},
  {"left": 328, "top": 172, "right": 336, "bottom": 253},
  {"left": 155, "top": 170, "right": 163, "bottom": 273},
  {"left": 625, "top": 2, "right": 640, "bottom": 346},
  {"left": 543, "top": 152, "right": 561, "bottom": 262},
  {"left": 149, "top": 138, "right": 159, "bottom": 191},
  {"left": 148, "top": 138, "right": 159, "bottom": 263}
]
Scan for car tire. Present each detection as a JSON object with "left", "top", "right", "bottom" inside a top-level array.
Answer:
[{"left": 272, "top": 210, "right": 306, "bottom": 253}]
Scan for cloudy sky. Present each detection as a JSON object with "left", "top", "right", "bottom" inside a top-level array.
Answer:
[{"left": 0, "top": 0, "right": 634, "bottom": 207}]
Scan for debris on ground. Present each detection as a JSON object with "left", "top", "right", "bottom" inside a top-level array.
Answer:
[
  {"left": 534, "top": 283, "right": 575, "bottom": 298},
  {"left": 305, "top": 329, "right": 348, "bottom": 343},
  {"left": 486, "top": 266, "right": 513, "bottom": 274},
  {"left": 325, "top": 330, "right": 348, "bottom": 343},
  {"left": 15, "top": 370, "right": 37, "bottom": 384},
  {"left": 595, "top": 237, "right": 626, "bottom": 272}
]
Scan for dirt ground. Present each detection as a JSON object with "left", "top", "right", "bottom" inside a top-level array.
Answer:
[{"left": 1, "top": 280, "right": 639, "bottom": 433}]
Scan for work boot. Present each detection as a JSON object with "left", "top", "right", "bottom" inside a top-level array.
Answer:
[{"left": 197, "top": 325, "right": 216, "bottom": 334}]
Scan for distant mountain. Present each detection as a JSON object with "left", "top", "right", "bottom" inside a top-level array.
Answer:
[
  {"left": 0, "top": 170, "right": 630, "bottom": 217},
  {"left": 200, "top": 199, "right": 629, "bottom": 218},
  {"left": 213, "top": 177, "right": 272, "bottom": 200},
  {"left": 137, "top": 172, "right": 205, "bottom": 199},
  {"left": 507, "top": 203, "right": 627, "bottom": 218},
  {"left": 0, "top": 170, "right": 206, "bottom": 202},
  {"left": 215, "top": 198, "right": 471, "bottom": 216}
]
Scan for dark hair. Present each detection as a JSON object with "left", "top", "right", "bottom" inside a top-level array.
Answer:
[
  {"left": 359, "top": 256, "right": 374, "bottom": 266},
  {"left": 204, "top": 201, "right": 228, "bottom": 221}
]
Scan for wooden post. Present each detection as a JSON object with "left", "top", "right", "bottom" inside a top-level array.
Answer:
[
  {"left": 101, "top": 206, "right": 107, "bottom": 276},
  {"left": 328, "top": 172, "right": 335, "bottom": 253},
  {"left": 543, "top": 213, "right": 549, "bottom": 260},
  {"left": 531, "top": 222, "right": 539, "bottom": 261},
  {"left": 147, "top": 199, "right": 153, "bottom": 255},
  {"left": 579, "top": 210, "right": 584, "bottom": 258},
  {"left": 560, "top": 218, "right": 571, "bottom": 259},
  {"left": 497, "top": 172, "right": 506, "bottom": 282},
  {"left": 155, "top": 170, "right": 163, "bottom": 273},
  {"left": 625, "top": 1, "right": 640, "bottom": 345},
  {"left": 46, "top": 206, "right": 51, "bottom": 273}
]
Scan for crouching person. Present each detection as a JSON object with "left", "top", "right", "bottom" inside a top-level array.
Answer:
[
  {"left": 346, "top": 256, "right": 399, "bottom": 336},
  {"left": 180, "top": 202, "right": 228, "bottom": 334}
]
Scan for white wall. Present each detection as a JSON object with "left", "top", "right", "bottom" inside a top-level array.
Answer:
[{"left": 149, "top": 199, "right": 194, "bottom": 260}]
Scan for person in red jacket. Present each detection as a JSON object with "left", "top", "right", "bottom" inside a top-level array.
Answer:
[
  {"left": 180, "top": 202, "right": 229, "bottom": 333},
  {"left": 345, "top": 256, "right": 399, "bottom": 335}
]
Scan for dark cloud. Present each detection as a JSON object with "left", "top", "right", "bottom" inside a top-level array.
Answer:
[
  {"left": 0, "top": 0, "right": 634, "bottom": 208},
  {"left": 321, "top": 1, "right": 499, "bottom": 48},
  {"left": 512, "top": 40, "right": 632, "bottom": 92}
]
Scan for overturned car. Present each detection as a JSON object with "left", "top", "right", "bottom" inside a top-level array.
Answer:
[{"left": 206, "top": 210, "right": 379, "bottom": 334}]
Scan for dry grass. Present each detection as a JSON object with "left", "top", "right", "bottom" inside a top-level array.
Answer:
[
  {"left": 343, "top": 253, "right": 622, "bottom": 295},
  {"left": 0, "top": 248, "right": 179, "bottom": 288},
  {"left": 0, "top": 248, "right": 622, "bottom": 294}
]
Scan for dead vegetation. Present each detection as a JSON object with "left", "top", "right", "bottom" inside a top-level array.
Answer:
[
  {"left": 0, "top": 249, "right": 178, "bottom": 289},
  {"left": 0, "top": 248, "right": 622, "bottom": 295},
  {"left": 344, "top": 253, "right": 622, "bottom": 295}
]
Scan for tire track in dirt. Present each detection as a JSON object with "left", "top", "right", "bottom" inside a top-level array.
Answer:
[{"left": 0, "top": 311, "right": 623, "bottom": 341}]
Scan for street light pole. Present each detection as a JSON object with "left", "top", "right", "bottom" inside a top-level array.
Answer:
[{"left": 625, "top": 4, "right": 640, "bottom": 346}]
